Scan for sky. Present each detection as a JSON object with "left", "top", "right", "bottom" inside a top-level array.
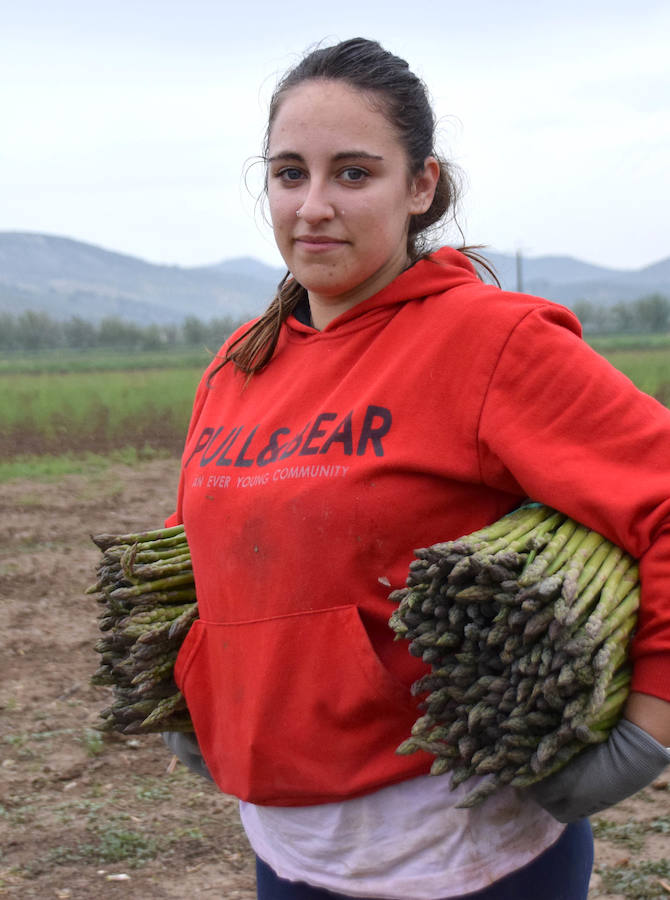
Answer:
[{"left": 2, "top": 0, "right": 669, "bottom": 272}]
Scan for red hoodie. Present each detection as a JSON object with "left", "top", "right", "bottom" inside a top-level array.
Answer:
[{"left": 169, "top": 247, "right": 670, "bottom": 805}]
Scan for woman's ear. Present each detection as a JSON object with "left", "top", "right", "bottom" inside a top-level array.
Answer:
[{"left": 409, "top": 156, "right": 441, "bottom": 215}]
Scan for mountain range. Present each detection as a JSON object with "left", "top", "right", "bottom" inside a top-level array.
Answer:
[{"left": 1, "top": 232, "right": 668, "bottom": 325}]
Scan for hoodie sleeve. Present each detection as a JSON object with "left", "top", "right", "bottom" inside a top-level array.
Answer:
[{"left": 477, "top": 302, "right": 670, "bottom": 702}]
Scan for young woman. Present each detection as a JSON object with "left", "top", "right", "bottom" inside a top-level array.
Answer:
[{"left": 164, "top": 37, "right": 670, "bottom": 900}]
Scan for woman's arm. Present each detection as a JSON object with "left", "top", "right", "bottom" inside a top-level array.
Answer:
[
  {"left": 478, "top": 303, "right": 670, "bottom": 706},
  {"left": 625, "top": 692, "right": 670, "bottom": 746},
  {"left": 474, "top": 303, "right": 670, "bottom": 820}
]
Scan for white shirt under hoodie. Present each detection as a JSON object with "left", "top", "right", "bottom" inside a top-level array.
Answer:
[{"left": 240, "top": 772, "right": 565, "bottom": 898}]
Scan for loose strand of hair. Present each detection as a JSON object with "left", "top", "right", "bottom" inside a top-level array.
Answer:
[
  {"left": 206, "top": 274, "right": 305, "bottom": 385},
  {"left": 458, "top": 245, "right": 501, "bottom": 287}
]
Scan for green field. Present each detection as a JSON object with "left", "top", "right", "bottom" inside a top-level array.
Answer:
[
  {"left": 588, "top": 334, "right": 670, "bottom": 401},
  {"left": 1, "top": 337, "right": 669, "bottom": 480},
  {"left": 591, "top": 348, "right": 670, "bottom": 403},
  {"left": 0, "top": 346, "right": 215, "bottom": 375},
  {"left": 0, "top": 364, "right": 205, "bottom": 463}
]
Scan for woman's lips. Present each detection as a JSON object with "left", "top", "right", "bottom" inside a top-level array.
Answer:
[{"left": 294, "top": 235, "right": 347, "bottom": 251}]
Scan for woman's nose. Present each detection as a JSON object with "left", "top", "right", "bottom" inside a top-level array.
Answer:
[{"left": 296, "top": 180, "right": 335, "bottom": 223}]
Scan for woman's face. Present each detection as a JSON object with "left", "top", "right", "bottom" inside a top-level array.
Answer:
[{"left": 266, "top": 79, "right": 438, "bottom": 329}]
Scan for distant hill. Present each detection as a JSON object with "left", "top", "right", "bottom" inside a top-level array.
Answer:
[
  {"left": 483, "top": 251, "right": 670, "bottom": 305},
  {"left": 0, "top": 233, "right": 284, "bottom": 325},
  {"left": 0, "top": 232, "right": 668, "bottom": 325}
]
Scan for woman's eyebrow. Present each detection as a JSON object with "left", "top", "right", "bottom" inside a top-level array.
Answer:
[
  {"left": 267, "top": 150, "right": 384, "bottom": 163},
  {"left": 332, "top": 151, "right": 384, "bottom": 162},
  {"left": 267, "top": 151, "right": 304, "bottom": 163}
]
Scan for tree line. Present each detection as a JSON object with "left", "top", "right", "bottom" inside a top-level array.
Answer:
[
  {"left": 572, "top": 293, "right": 670, "bottom": 334},
  {"left": 0, "top": 312, "right": 244, "bottom": 352},
  {"left": 1, "top": 293, "right": 669, "bottom": 351}
]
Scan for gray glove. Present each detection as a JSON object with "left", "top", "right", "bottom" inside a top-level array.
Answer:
[
  {"left": 528, "top": 719, "right": 670, "bottom": 823},
  {"left": 162, "top": 731, "right": 214, "bottom": 781}
]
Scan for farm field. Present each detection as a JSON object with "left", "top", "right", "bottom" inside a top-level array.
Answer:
[
  {"left": 595, "top": 348, "right": 670, "bottom": 403},
  {"left": 0, "top": 458, "right": 669, "bottom": 899},
  {"left": 0, "top": 366, "right": 203, "bottom": 459},
  {"left": 0, "top": 459, "right": 257, "bottom": 899},
  {"left": 0, "top": 346, "right": 217, "bottom": 461},
  {"left": 0, "top": 347, "right": 214, "bottom": 376},
  {"left": 1, "top": 337, "right": 670, "bottom": 465},
  {"left": 1, "top": 338, "right": 669, "bottom": 898}
]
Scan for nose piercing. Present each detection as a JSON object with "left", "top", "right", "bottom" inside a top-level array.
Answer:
[{"left": 296, "top": 208, "right": 302, "bottom": 218}]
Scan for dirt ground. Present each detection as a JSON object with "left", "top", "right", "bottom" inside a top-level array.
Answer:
[{"left": 0, "top": 457, "right": 668, "bottom": 899}]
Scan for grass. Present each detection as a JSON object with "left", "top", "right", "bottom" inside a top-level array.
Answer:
[
  {"left": 596, "top": 859, "right": 670, "bottom": 898},
  {"left": 595, "top": 348, "right": 670, "bottom": 398},
  {"left": 587, "top": 333, "right": 670, "bottom": 352},
  {"left": 650, "top": 815, "right": 670, "bottom": 834},
  {"left": 36, "top": 816, "right": 162, "bottom": 870},
  {"left": 0, "top": 367, "right": 202, "bottom": 458},
  {"left": 15, "top": 777, "right": 215, "bottom": 877},
  {"left": 0, "top": 346, "right": 216, "bottom": 375},
  {"left": 592, "top": 818, "right": 649, "bottom": 851},
  {"left": 1, "top": 338, "right": 670, "bottom": 480},
  {"left": 79, "top": 728, "right": 105, "bottom": 757},
  {"left": 0, "top": 446, "right": 170, "bottom": 483},
  {"left": 591, "top": 814, "right": 670, "bottom": 896}
]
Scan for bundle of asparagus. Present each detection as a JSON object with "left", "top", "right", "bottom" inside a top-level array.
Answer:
[
  {"left": 389, "top": 503, "right": 639, "bottom": 808},
  {"left": 88, "top": 524, "right": 196, "bottom": 734}
]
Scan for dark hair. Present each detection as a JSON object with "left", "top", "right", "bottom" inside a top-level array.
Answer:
[{"left": 218, "top": 37, "right": 491, "bottom": 379}]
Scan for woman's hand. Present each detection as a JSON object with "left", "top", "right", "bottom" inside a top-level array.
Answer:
[
  {"left": 528, "top": 693, "right": 670, "bottom": 823},
  {"left": 162, "top": 731, "right": 214, "bottom": 781}
]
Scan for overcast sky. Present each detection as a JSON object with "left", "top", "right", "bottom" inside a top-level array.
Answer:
[{"left": 2, "top": 0, "right": 669, "bottom": 271}]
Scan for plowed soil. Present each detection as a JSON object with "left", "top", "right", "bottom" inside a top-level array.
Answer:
[{"left": 1, "top": 458, "right": 668, "bottom": 899}]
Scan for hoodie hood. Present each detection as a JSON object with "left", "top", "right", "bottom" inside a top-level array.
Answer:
[{"left": 286, "top": 246, "right": 483, "bottom": 335}]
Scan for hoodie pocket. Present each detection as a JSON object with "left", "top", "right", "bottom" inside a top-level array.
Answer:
[{"left": 174, "top": 604, "right": 428, "bottom": 805}]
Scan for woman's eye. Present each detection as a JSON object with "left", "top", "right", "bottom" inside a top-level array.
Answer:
[
  {"left": 340, "top": 167, "right": 368, "bottom": 183},
  {"left": 276, "top": 167, "right": 305, "bottom": 183}
]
